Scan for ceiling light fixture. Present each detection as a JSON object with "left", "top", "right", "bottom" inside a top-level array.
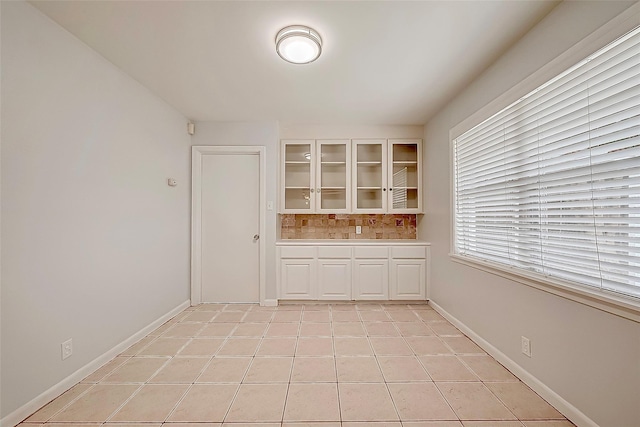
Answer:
[{"left": 275, "top": 25, "right": 322, "bottom": 64}]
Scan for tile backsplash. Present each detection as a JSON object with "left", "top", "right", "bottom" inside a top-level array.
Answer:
[{"left": 280, "top": 214, "right": 417, "bottom": 240}]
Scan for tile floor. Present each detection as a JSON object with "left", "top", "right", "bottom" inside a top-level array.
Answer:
[{"left": 20, "top": 303, "right": 575, "bottom": 427}]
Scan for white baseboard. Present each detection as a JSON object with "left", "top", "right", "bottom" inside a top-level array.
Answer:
[
  {"left": 429, "top": 301, "right": 599, "bottom": 427},
  {"left": 262, "top": 298, "right": 278, "bottom": 307},
  {"left": 1, "top": 300, "right": 190, "bottom": 427}
]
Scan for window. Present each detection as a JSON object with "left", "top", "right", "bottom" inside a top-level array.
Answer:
[{"left": 453, "top": 26, "right": 640, "bottom": 301}]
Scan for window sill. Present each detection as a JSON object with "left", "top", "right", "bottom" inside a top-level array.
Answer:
[{"left": 449, "top": 253, "right": 640, "bottom": 323}]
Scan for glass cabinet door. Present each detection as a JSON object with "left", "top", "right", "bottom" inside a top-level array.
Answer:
[
  {"left": 317, "top": 140, "right": 350, "bottom": 212},
  {"left": 282, "top": 140, "right": 315, "bottom": 211},
  {"left": 352, "top": 139, "right": 387, "bottom": 212},
  {"left": 388, "top": 139, "right": 421, "bottom": 212}
]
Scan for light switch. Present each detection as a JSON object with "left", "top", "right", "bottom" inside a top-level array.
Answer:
[{"left": 267, "top": 201, "right": 274, "bottom": 211}]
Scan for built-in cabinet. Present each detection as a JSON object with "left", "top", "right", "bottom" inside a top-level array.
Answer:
[
  {"left": 281, "top": 138, "right": 421, "bottom": 213},
  {"left": 277, "top": 242, "right": 430, "bottom": 301}
]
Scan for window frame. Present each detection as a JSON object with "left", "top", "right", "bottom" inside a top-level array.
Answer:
[{"left": 449, "top": 3, "right": 640, "bottom": 323}]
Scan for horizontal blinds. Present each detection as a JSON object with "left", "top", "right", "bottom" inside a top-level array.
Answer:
[{"left": 454, "top": 26, "right": 640, "bottom": 299}]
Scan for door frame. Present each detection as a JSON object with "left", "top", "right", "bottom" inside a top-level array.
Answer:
[{"left": 191, "top": 145, "right": 266, "bottom": 306}]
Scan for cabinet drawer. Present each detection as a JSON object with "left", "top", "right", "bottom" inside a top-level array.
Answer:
[
  {"left": 317, "top": 246, "right": 351, "bottom": 259},
  {"left": 354, "top": 246, "right": 388, "bottom": 259},
  {"left": 280, "top": 246, "right": 316, "bottom": 259},
  {"left": 391, "top": 246, "right": 426, "bottom": 259}
]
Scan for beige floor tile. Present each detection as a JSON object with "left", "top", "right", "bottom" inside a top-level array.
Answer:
[
  {"left": 224, "top": 304, "right": 255, "bottom": 311},
  {"left": 395, "top": 322, "right": 434, "bottom": 337},
  {"left": 196, "top": 357, "right": 251, "bottom": 382},
  {"left": 102, "top": 357, "right": 168, "bottom": 383},
  {"left": 149, "top": 357, "right": 209, "bottom": 383},
  {"left": 212, "top": 312, "right": 245, "bottom": 323},
  {"left": 331, "top": 304, "right": 357, "bottom": 311},
  {"left": 283, "top": 383, "right": 340, "bottom": 422},
  {"left": 388, "top": 311, "right": 420, "bottom": 322},
  {"left": 334, "top": 337, "right": 373, "bottom": 356},
  {"left": 335, "top": 356, "right": 384, "bottom": 382},
  {"left": 284, "top": 423, "right": 341, "bottom": 427},
  {"left": 98, "top": 424, "right": 162, "bottom": 427},
  {"left": 277, "top": 305, "right": 304, "bottom": 311},
  {"left": 231, "top": 323, "right": 268, "bottom": 337},
  {"left": 225, "top": 384, "right": 288, "bottom": 422},
  {"left": 43, "top": 424, "right": 102, "bottom": 427},
  {"left": 429, "top": 322, "right": 463, "bottom": 337},
  {"left": 459, "top": 355, "right": 518, "bottom": 382},
  {"left": 110, "top": 384, "right": 188, "bottom": 422},
  {"left": 486, "top": 382, "right": 564, "bottom": 420},
  {"left": 417, "top": 311, "right": 447, "bottom": 323},
  {"left": 178, "top": 339, "right": 224, "bottom": 356},
  {"left": 382, "top": 304, "right": 410, "bottom": 310},
  {"left": 196, "top": 303, "right": 226, "bottom": 311},
  {"left": 303, "top": 311, "right": 331, "bottom": 322},
  {"left": 520, "top": 422, "right": 574, "bottom": 427},
  {"left": 121, "top": 337, "right": 155, "bottom": 356},
  {"left": 356, "top": 303, "right": 383, "bottom": 311},
  {"left": 273, "top": 311, "right": 303, "bottom": 322},
  {"left": 303, "top": 304, "right": 331, "bottom": 311},
  {"left": 244, "top": 357, "right": 293, "bottom": 383},
  {"left": 338, "top": 383, "right": 399, "bottom": 421},
  {"left": 217, "top": 338, "right": 260, "bottom": 356},
  {"left": 462, "top": 422, "right": 524, "bottom": 427},
  {"left": 405, "top": 337, "right": 453, "bottom": 355},
  {"left": 256, "top": 338, "right": 297, "bottom": 356},
  {"left": 342, "top": 423, "right": 402, "bottom": 427},
  {"left": 388, "top": 382, "right": 457, "bottom": 421},
  {"left": 296, "top": 337, "right": 334, "bottom": 356},
  {"left": 166, "top": 384, "right": 237, "bottom": 422},
  {"left": 82, "top": 357, "right": 129, "bottom": 383},
  {"left": 291, "top": 357, "right": 337, "bottom": 382},
  {"left": 437, "top": 382, "right": 516, "bottom": 420},
  {"left": 331, "top": 311, "right": 360, "bottom": 321},
  {"left": 442, "top": 337, "right": 485, "bottom": 354},
  {"left": 149, "top": 322, "right": 174, "bottom": 337},
  {"left": 369, "top": 337, "right": 413, "bottom": 356},
  {"left": 26, "top": 383, "right": 93, "bottom": 422},
  {"left": 403, "top": 422, "right": 463, "bottom": 427},
  {"left": 266, "top": 322, "right": 299, "bottom": 337},
  {"left": 197, "top": 323, "right": 238, "bottom": 337},
  {"left": 419, "top": 355, "right": 477, "bottom": 381},
  {"left": 242, "top": 311, "right": 274, "bottom": 322},
  {"left": 250, "top": 305, "right": 278, "bottom": 312},
  {"left": 138, "top": 339, "right": 189, "bottom": 356},
  {"left": 50, "top": 384, "right": 139, "bottom": 422},
  {"left": 223, "top": 424, "right": 278, "bottom": 427},
  {"left": 182, "top": 311, "right": 217, "bottom": 322},
  {"left": 377, "top": 356, "right": 430, "bottom": 381},
  {"left": 365, "top": 322, "right": 400, "bottom": 337},
  {"left": 333, "top": 322, "right": 366, "bottom": 336},
  {"left": 300, "top": 322, "right": 332, "bottom": 337},
  {"left": 359, "top": 311, "right": 392, "bottom": 321},
  {"left": 166, "top": 423, "right": 220, "bottom": 427}
]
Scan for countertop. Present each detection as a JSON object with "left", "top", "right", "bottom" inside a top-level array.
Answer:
[{"left": 276, "top": 239, "right": 430, "bottom": 246}]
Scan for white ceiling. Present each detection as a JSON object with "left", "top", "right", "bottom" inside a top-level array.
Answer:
[{"left": 30, "top": 1, "right": 559, "bottom": 125}]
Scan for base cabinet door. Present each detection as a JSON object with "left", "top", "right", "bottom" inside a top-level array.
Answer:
[
  {"left": 281, "top": 259, "right": 316, "bottom": 299},
  {"left": 353, "top": 260, "right": 389, "bottom": 300},
  {"left": 317, "top": 260, "right": 351, "bottom": 300},
  {"left": 390, "top": 259, "right": 425, "bottom": 300}
]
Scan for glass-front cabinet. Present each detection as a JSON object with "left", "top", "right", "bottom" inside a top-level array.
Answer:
[{"left": 281, "top": 138, "right": 422, "bottom": 213}]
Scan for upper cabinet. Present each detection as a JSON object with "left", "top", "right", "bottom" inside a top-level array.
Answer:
[
  {"left": 280, "top": 138, "right": 422, "bottom": 214},
  {"left": 281, "top": 139, "right": 351, "bottom": 213}
]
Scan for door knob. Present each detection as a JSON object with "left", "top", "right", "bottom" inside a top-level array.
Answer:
[{"left": 253, "top": 234, "right": 260, "bottom": 241}]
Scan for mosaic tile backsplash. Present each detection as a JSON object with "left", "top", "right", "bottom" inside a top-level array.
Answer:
[{"left": 280, "top": 214, "right": 417, "bottom": 240}]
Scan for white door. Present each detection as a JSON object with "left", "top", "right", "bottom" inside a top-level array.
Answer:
[
  {"left": 317, "top": 259, "right": 351, "bottom": 300},
  {"left": 353, "top": 259, "right": 389, "bottom": 300},
  {"left": 390, "top": 259, "right": 426, "bottom": 300},
  {"left": 280, "top": 259, "right": 316, "bottom": 300},
  {"left": 200, "top": 152, "right": 260, "bottom": 303}
]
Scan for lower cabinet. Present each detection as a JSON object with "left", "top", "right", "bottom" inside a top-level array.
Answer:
[{"left": 277, "top": 243, "right": 429, "bottom": 301}]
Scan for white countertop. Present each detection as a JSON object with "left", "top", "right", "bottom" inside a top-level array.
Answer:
[{"left": 276, "top": 239, "right": 430, "bottom": 246}]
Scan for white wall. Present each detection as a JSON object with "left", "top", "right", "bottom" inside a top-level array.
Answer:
[
  {"left": 421, "top": 1, "right": 640, "bottom": 427},
  {"left": 191, "top": 122, "right": 279, "bottom": 300},
  {"left": 1, "top": 1, "right": 191, "bottom": 419}
]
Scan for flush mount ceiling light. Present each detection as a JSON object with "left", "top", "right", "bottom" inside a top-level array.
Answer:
[{"left": 275, "top": 25, "right": 322, "bottom": 64}]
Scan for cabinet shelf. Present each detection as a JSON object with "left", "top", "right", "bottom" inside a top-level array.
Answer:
[
  {"left": 285, "top": 161, "right": 311, "bottom": 165},
  {"left": 393, "top": 161, "right": 417, "bottom": 165},
  {"left": 321, "top": 161, "right": 346, "bottom": 165},
  {"left": 357, "top": 161, "right": 382, "bottom": 165},
  {"left": 392, "top": 186, "right": 418, "bottom": 190},
  {"left": 285, "top": 186, "right": 311, "bottom": 190},
  {"left": 321, "top": 186, "right": 347, "bottom": 190},
  {"left": 358, "top": 186, "right": 382, "bottom": 190}
]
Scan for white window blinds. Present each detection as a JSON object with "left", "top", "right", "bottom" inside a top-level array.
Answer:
[{"left": 453, "top": 26, "right": 640, "bottom": 300}]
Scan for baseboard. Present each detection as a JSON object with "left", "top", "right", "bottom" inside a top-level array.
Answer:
[
  {"left": 429, "top": 301, "right": 599, "bottom": 427},
  {"left": 262, "top": 298, "right": 278, "bottom": 307},
  {"left": 1, "top": 300, "right": 190, "bottom": 427}
]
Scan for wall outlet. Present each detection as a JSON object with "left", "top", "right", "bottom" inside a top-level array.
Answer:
[
  {"left": 355, "top": 225, "right": 362, "bottom": 234},
  {"left": 521, "top": 336, "right": 531, "bottom": 357},
  {"left": 61, "top": 339, "right": 73, "bottom": 360}
]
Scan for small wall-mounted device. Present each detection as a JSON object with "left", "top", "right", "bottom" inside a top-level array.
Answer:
[
  {"left": 187, "top": 122, "right": 195, "bottom": 135},
  {"left": 168, "top": 178, "right": 178, "bottom": 187}
]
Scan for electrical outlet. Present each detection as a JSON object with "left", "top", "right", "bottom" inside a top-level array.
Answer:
[
  {"left": 355, "top": 225, "right": 362, "bottom": 234},
  {"left": 61, "top": 339, "right": 73, "bottom": 360},
  {"left": 521, "top": 336, "right": 531, "bottom": 357}
]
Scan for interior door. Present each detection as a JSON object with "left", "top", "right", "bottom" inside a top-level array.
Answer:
[{"left": 200, "top": 152, "right": 260, "bottom": 303}]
